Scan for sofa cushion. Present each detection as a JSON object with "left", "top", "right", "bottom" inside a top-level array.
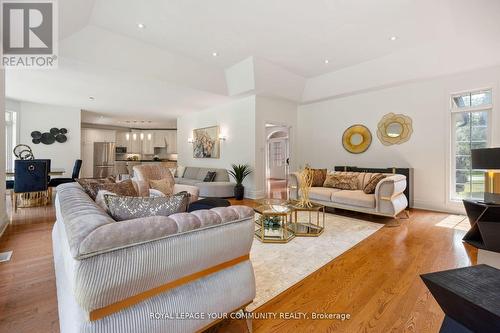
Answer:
[
  {"left": 310, "top": 168, "right": 327, "bottom": 187},
  {"left": 304, "top": 187, "right": 340, "bottom": 202},
  {"left": 203, "top": 171, "right": 217, "bottom": 182},
  {"left": 175, "top": 178, "right": 200, "bottom": 186},
  {"left": 363, "top": 173, "right": 386, "bottom": 194},
  {"left": 76, "top": 177, "right": 115, "bottom": 200},
  {"left": 97, "top": 179, "right": 138, "bottom": 198},
  {"left": 332, "top": 190, "right": 375, "bottom": 208},
  {"left": 183, "top": 167, "right": 199, "bottom": 180},
  {"left": 149, "top": 177, "right": 174, "bottom": 196},
  {"left": 104, "top": 192, "right": 190, "bottom": 221},
  {"left": 324, "top": 173, "right": 358, "bottom": 190}
]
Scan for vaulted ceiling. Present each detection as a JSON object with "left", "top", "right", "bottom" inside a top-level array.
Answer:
[{"left": 6, "top": 0, "right": 500, "bottom": 124}]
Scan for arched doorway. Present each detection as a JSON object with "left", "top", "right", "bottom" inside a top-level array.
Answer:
[{"left": 265, "top": 125, "right": 289, "bottom": 199}]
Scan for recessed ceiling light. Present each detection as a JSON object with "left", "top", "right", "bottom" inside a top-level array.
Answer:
[
  {"left": 89, "top": 96, "right": 95, "bottom": 101},
  {"left": 324, "top": 59, "right": 329, "bottom": 64},
  {"left": 390, "top": 36, "right": 398, "bottom": 41},
  {"left": 137, "top": 23, "right": 145, "bottom": 29},
  {"left": 212, "top": 51, "right": 219, "bottom": 57}
]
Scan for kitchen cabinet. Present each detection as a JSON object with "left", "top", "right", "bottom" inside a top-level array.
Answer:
[
  {"left": 116, "top": 131, "right": 130, "bottom": 149},
  {"left": 142, "top": 130, "right": 154, "bottom": 154},
  {"left": 151, "top": 130, "right": 177, "bottom": 153},
  {"left": 129, "top": 130, "right": 142, "bottom": 153}
]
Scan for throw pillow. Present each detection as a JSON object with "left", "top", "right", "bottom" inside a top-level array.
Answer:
[
  {"left": 76, "top": 177, "right": 115, "bottom": 200},
  {"left": 95, "top": 190, "right": 116, "bottom": 212},
  {"left": 203, "top": 171, "right": 217, "bottom": 182},
  {"left": 323, "top": 173, "right": 358, "bottom": 190},
  {"left": 310, "top": 168, "right": 327, "bottom": 187},
  {"left": 97, "top": 179, "right": 138, "bottom": 197},
  {"left": 363, "top": 173, "right": 386, "bottom": 194},
  {"left": 176, "top": 165, "right": 186, "bottom": 178},
  {"left": 149, "top": 177, "right": 175, "bottom": 196},
  {"left": 104, "top": 192, "right": 190, "bottom": 221}
]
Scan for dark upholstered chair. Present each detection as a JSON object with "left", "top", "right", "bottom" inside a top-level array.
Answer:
[
  {"left": 49, "top": 159, "right": 82, "bottom": 187},
  {"left": 13, "top": 159, "right": 49, "bottom": 211}
]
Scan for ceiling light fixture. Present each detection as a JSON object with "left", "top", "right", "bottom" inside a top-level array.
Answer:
[
  {"left": 390, "top": 36, "right": 398, "bottom": 41},
  {"left": 212, "top": 51, "right": 219, "bottom": 57},
  {"left": 89, "top": 96, "right": 95, "bottom": 101},
  {"left": 324, "top": 59, "right": 329, "bottom": 64},
  {"left": 137, "top": 23, "right": 145, "bottom": 29}
]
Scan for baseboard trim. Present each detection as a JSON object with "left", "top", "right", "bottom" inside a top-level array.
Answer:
[
  {"left": 0, "top": 213, "right": 8, "bottom": 239},
  {"left": 413, "top": 199, "right": 465, "bottom": 215}
]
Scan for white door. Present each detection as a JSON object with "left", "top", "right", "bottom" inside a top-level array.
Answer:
[{"left": 268, "top": 138, "right": 287, "bottom": 179}]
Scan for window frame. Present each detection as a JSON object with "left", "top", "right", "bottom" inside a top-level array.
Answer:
[
  {"left": 449, "top": 89, "right": 493, "bottom": 202},
  {"left": 5, "top": 109, "right": 18, "bottom": 170}
]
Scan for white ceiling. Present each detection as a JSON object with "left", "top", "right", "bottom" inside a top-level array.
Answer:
[{"left": 6, "top": 0, "right": 500, "bottom": 123}]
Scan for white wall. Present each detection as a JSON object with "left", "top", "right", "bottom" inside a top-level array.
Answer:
[
  {"left": 17, "top": 101, "right": 81, "bottom": 179},
  {"left": 0, "top": 70, "right": 7, "bottom": 238},
  {"left": 297, "top": 65, "right": 500, "bottom": 213},
  {"left": 177, "top": 96, "right": 257, "bottom": 197}
]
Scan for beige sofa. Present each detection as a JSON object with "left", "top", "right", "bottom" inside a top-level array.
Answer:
[
  {"left": 289, "top": 171, "right": 408, "bottom": 218},
  {"left": 52, "top": 183, "right": 255, "bottom": 333}
]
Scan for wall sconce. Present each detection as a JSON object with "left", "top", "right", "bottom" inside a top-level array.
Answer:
[
  {"left": 132, "top": 133, "right": 137, "bottom": 141},
  {"left": 147, "top": 133, "right": 152, "bottom": 141},
  {"left": 218, "top": 134, "right": 226, "bottom": 141},
  {"left": 140, "top": 132, "right": 144, "bottom": 140},
  {"left": 188, "top": 137, "right": 194, "bottom": 144},
  {"left": 125, "top": 133, "right": 130, "bottom": 141}
]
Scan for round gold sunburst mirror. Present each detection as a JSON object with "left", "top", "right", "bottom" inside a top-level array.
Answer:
[
  {"left": 377, "top": 113, "right": 413, "bottom": 146},
  {"left": 342, "top": 124, "right": 372, "bottom": 154}
]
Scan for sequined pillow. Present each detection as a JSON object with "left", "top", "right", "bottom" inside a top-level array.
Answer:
[
  {"left": 76, "top": 177, "right": 115, "bottom": 200},
  {"left": 149, "top": 177, "right": 174, "bottom": 196},
  {"left": 323, "top": 174, "right": 358, "bottom": 190},
  {"left": 104, "top": 192, "right": 190, "bottom": 221},
  {"left": 363, "top": 173, "right": 386, "bottom": 194},
  {"left": 97, "top": 179, "right": 138, "bottom": 197},
  {"left": 310, "top": 168, "right": 327, "bottom": 187}
]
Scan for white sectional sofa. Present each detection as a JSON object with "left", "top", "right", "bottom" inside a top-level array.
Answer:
[
  {"left": 52, "top": 182, "right": 255, "bottom": 333},
  {"left": 289, "top": 171, "right": 408, "bottom": 218},
  {"left": 175, "top": 167, "right": 236, "bottom": 198}
]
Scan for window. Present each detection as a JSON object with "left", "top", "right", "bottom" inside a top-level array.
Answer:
[
  {"left": 451, "top": 89, "right": 492, "bottom": 200},
  {"left": 5, "top": 110, "right": 17, "bottom": 170},
  {"left": 272, "top": 141, "right": 283, "bottom": 167}
]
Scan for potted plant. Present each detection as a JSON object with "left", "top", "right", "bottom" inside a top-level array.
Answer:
[{"left": 228, "top": 164, "right": 252, "bottom": 200}]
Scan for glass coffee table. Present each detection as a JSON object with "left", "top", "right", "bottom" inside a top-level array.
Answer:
[
  {"left": 254, "top": 199, "right": 295, "bottom": 243},
  {"left": 287, "top": 199, "right": 325, "bottom": 237},
  {"left": 254, "top": 199, "right": 325, "bottom": 242}
]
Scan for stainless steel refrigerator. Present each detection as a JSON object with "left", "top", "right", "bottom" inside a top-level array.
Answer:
[{"left": 93, "top": 142, "right": 116, "bottom": 178}]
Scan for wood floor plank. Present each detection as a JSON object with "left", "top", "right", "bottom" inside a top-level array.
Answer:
[{"left": 0, "top": 196, "right": 476, "bottom": 333}]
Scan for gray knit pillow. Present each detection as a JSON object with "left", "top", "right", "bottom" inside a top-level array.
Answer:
[{"left": 104, "top": 192, "right": 190, "bottom": 221}]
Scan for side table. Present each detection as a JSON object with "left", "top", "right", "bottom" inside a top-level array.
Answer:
[{"left": 462, "top": 199, "right": 500, "bottom": 252}]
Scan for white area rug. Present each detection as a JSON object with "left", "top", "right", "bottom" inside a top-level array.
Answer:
[{"left": 248, "top": 212, "right": 384, "bottom": 311}]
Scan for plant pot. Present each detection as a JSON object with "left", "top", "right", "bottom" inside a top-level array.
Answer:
[{"left": 234, "top": 184, "right": 245, "bottom": 200}]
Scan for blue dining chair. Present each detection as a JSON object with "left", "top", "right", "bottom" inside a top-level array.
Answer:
[
  {"left": 13, "top": 159, "right": 49, "bottom": 211},
  {"left": 49, "top": 159, "right": 82, "bottom": 187}
]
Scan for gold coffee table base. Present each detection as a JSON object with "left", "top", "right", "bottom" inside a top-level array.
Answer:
[{"left": 287, "top": 223, "right": 324, "bottom": 237}]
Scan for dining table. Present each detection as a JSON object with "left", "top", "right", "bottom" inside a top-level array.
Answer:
[{"left": 6, "top": 168, "right": 66, "bottom": 177}]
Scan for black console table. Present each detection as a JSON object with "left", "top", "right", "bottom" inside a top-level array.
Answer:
[
  {"left": 421, "top": 265, "right": 500, "bottom": 333},
  {"left": 463, "top": 199, "right": 500, "bottom": 252}
]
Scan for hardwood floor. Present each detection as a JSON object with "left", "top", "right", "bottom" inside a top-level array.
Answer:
[{"left": 0, "top": 194, "right": 476, "bottom": 333}]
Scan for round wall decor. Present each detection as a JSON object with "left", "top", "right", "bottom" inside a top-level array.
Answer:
[
  {"left": 342, "top": 124, "right": 372, "bottom": 154},
  {"left": 31, "top": 128, "right": 68, "bottom": 144},
  {"left": 377, "top": 113, "right": 413, "bottom": 146}
]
